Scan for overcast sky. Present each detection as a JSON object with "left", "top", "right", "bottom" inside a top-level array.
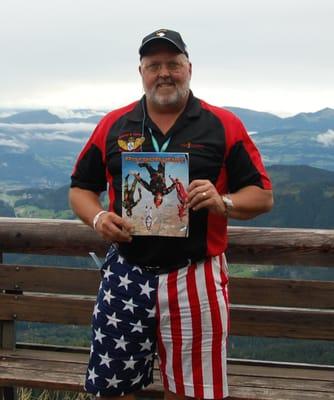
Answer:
[{"left": 0, "top": 0, "right": 333, "bottom": 116}]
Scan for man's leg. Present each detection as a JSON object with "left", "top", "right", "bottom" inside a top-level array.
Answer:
[
  {"left": 84, "top": 246, "right": 159, "bottom": 398},
  {"left": 156, "top": 255, "right": 229, "bottom": 399}
]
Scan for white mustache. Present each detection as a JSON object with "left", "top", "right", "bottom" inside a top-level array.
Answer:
[{"left": 156, "top": 79, "right": 175, "bottom": 85}]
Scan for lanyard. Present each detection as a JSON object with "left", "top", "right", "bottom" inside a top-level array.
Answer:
[{"left": 148, "top": 127, "right": 171, "bottom": 153}]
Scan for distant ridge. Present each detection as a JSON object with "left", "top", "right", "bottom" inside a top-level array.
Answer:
[
  {"left": 225, "top": 106, "right": 334, "bottom": 131},
  {"left": 282, "top": 108, "right": 334, "bottom": 130},
  {"left": 1, "top": 107, "right": 333, "bottom": 131},
  {"left": 0, "top": 110, "right": 62, "bottom": 124},
  {"left": 225, "top": 107, "right": 282, "bottom": 131},
  {"left": 268, "top": 164, "right": 334, "bottom": 185}
]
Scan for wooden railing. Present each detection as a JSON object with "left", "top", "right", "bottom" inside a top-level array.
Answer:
[
  {"left": 0, "top": 217, "right": 334, "bottom": 399},
  {"left": 1, "top": 218, "right": 333, "bottom": 264}
]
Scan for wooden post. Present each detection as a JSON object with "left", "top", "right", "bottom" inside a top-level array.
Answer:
[{"left": 0, "top": 252, "right": 17, "bottom": 400}]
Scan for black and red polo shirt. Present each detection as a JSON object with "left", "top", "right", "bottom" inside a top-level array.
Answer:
[{"left": 71, "top": 91, "right": 272, "bottom": 269}]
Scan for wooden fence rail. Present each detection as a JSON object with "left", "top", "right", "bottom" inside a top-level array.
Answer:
[{"left": 1, "top": 217, "right": 334, "bottom": 265}]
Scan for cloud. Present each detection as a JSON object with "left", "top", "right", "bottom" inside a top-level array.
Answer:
[
  {"left": 48, "top": 107, "right": 106, "bottom": 119},
  {"left": 26, "top": 132, "right": 86, "bottom": 143},
  {"left": 0, "top": 122, "right": 96, "bottom": 133},
  {"left": 0, "top": 122, "right": 94, "bottom": 146},
  {"left": 316, "top": 129, "right": 334, "bottom": 147},
  {"left": 0, "top": 138, "right": 29, "bottom": 151}
]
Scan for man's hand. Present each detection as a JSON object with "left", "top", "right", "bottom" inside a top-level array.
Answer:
[
  {"left": 187, "top": 179, "right": 226, "bottom": 216},
  {"left": 69, "top": 187, "right": 135, "bottom": 242},
  {"left": 187, "top": 180, "right": 273, "bottom": 220},
  {"left": 95, "top": 211, "right": 134, "bottom": 243}
]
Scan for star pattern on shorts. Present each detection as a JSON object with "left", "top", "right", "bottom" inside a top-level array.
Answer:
[
  {"left": 85, "top": 249, "right": 158, "bottom": 397},
  {"left": 122, "top": 297, "right": 138, "bottom": 313},
  {"left": 118, "top": 273, "right": 133, "bottom": 290},
  {"left": 130, "top": 320, "right": 147, "bottom": 333},
  {"left": 123, "top": 355, "right": 138, "bottom": 370},
  {"left": 94, "top": 327, "right": 106, "bottom": 344},
  {"left": 140, "top": 338, "right": 153, "bottom": 351},
  {"left": 93, "top": 304, "right": 100, "bottom": 319},
  {"left": 87, "top": 367, "right": 98, "bottom": 384},
  {"left": 103, "top": 265, "right": 113, "bottom": 281},
  {"left": 106, "top": 312, "right": 122, "bottom": 328},
  {"left": 99, "top": 351, "right": 113, "bottom": 367},
  {"left": 146, "top": 306, "right": 156, "bottom": 318},
  {"left": 113, "top": 335, "right": 129, "bottom": 351},
  {"left": 139, "top": 280, "right": 155, "bottom": 299},
  {"left": 131, "top": 372, "right": 144, "bottom": 385},
  {"left": 106, "top": 374, "right": 122, "bottom": 388},
  {"left": 103, "top": 289, "right": 115, "bottom": 304},
  {"left": 132, "top": 265, "right": 143, "bottom": 274},
  {"left": 117, "top": 254, "right": 125, "bottom": 264}
]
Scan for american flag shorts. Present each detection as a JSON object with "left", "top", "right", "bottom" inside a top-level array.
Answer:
[{"left": 85, "top": 245, "right": 230, "bottom": 399}]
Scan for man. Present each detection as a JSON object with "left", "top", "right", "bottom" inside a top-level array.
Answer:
[{"left": 69, "top": 28, "right": 273, "bottom": 400}]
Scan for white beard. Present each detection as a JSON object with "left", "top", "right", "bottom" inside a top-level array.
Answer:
[{"left": 144, "top": 78, "right": 190, "bottom": 108}]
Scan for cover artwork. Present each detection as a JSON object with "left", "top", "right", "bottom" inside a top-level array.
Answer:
[{"left": 122, "top": 152, "right": 189, "bottom": 237}]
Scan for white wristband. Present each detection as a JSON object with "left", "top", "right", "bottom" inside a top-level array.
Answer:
[{"left": 92, "top": 210, "right": 108, "bottom": 231}]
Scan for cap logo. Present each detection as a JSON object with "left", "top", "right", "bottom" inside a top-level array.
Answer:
[{"left": 156, "top": 32, "right": 166, "bottom": 37}]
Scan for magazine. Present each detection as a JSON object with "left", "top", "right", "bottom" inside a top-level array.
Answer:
[{"left": 121, "top": 152, "right": 189, "bottom": 237}]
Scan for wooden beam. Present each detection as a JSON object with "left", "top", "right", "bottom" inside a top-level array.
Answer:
[
  {"left": 230, "top": 306, "right": 334, "bottom": 340},
  {"left": 229, "top": 277, "right": 334, "bottom": 309},
  {"left": 0, "top": 293, "right": 94, "bottom": 326},
  {"left": 226, "top": 226, "right": 334, "bottom": 267},
  {"left": 1, "top": 349, "right": 333, "bottom": 398},
  {"left": 1, "top": 294, "right": 333, "bottom": 340},
  {"left": 0, "top": 218, "right": 108, "bottom": 257},
  {"left": 0, "top": 218, "right": 333, "bottom": 266},
  {"left": 2, "top": 265, "right": 334, "bottom": 309},
  {"left": 0, "top": 264, "right": 100, "bottom": 295}
]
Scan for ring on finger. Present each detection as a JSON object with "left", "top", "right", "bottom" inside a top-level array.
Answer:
[{"left": 202, "top": 191, "right": 207, "bottom": 197}]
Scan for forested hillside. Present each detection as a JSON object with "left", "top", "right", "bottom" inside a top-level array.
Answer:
[{"left": 2, "top": 164, "right": 333, "bottom": 229}]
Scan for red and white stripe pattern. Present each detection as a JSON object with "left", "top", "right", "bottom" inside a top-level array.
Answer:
[{"left": 156, "top": 255, "right": 229, "bottom": 399}]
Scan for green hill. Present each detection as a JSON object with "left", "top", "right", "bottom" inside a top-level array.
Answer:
[
  {"left": 233, "top": 164, "right": 334, "bottom": 229},
  {"left": 2, "top": 164, "right": 334, "bottom": 228}
]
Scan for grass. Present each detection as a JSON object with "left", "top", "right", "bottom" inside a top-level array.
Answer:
[
  {"left": 228, "top": 264, "right": 273, "bottom": 278},
  {"left": 18, "top": 388, "right": 90, "bottom": 400}
]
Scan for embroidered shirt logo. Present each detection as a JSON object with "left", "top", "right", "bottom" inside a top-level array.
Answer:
[
  {"left": 117, "top": 133, "right": 145, "bottom": 152},
  {"left": 180, "top": 142, "right": 205, "bottom": 149}
]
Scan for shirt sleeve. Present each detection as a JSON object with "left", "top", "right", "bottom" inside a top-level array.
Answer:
[
  {"left": 70, "top": 117, "right": 109, "bottom": 193},
  {"left": 224, "top": 114, "right": 272, "bottom": 193}
]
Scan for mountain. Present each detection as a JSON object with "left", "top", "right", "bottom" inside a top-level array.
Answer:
[
  {"left": 12, "top": 185, "right": 71, "bottom": 211},
  {"left": 282, "top": 108, "right": 334, "bottom": 131},
  {"left": 0, "top": 106, "right": 333, "bottom": 189},
  {"left": 225, "top": 107, "right": 334, "bottom": 132},
  {"left": 0, "top": 110, "right": 63, "bottom": 124},
  {"left": 0, "top": 200, "right": 15, "bottom": 217},
  {"left": 0, "top": 152, "right": 68, "bottom": 186},
  {"left": 252, "top": 127, "right": 334, "bottom": 171},
  {"left": 230, "top": 165, "right": 334, "bottom": 229},
  {"left": 1, "top": 107, "right": 333, "bottom": 131},
  {"left": 225, "top": 107, "right": 283, "bottom": 132},
  {"left": 2, "top": 165, "right": 334, "bottom": 229},
  {"left": 267, "top": 164, "right": 334, "bottom": 186}
]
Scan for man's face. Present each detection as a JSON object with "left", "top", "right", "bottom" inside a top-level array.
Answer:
[{"left": 139, "top": 44, "right": 192, "bottom": 108}]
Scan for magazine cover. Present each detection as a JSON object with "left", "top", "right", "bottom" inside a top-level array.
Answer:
[{"left": 122, "top": 152, "right": 189, "bottom": 237}]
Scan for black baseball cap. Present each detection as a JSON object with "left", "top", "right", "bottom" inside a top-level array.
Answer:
[{"left": 139, "top": 29, "right": 189, "bottom": 58}]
